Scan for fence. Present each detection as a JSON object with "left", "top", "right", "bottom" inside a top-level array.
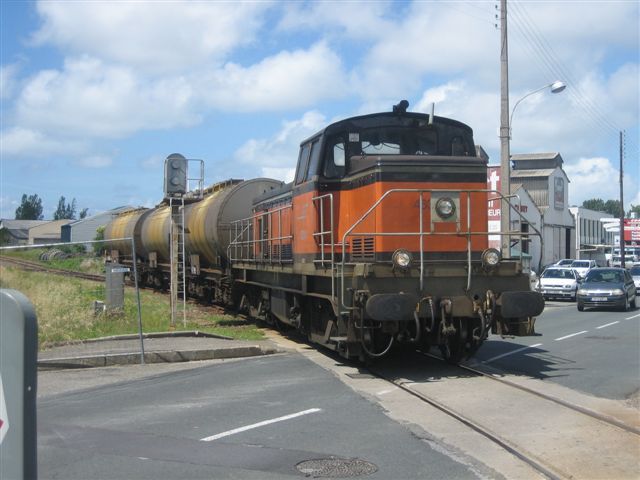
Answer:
[{"left": 0, "top": 238, "right": 146, "bottom": 364}]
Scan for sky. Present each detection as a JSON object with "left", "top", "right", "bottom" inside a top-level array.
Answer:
[{"left": 1, "top": 0, "right": 638, "bottom": 220}]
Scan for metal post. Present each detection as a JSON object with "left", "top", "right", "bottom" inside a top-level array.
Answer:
[
  {"left": 131, "top": 238, "right": 145, "bottom": 365},
  {"left": 499, "top": 0, "right": 511, "bottom": 258},
  {"left": 620, "top": 131, "right": 625, "bottom": 267}
]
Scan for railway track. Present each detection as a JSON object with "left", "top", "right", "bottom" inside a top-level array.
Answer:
[
  {"left": 362, "top": 352, "right": 640, "bottom": 480},
  {"left": 0, "top": 255, "right": 105, "bottom": 282}
]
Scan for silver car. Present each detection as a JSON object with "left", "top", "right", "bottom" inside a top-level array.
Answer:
[
  {"left": 537, "top": 267, "right": 579, "bottom": 301},
  {"left": 630, "top": 265, "right": 640, "bottom": 289}
]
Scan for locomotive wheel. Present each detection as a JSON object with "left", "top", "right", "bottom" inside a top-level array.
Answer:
[{"left": 438, "top": 318, "right": 467, "bottom": 364}]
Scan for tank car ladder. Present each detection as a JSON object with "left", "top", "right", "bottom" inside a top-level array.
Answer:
[{"left": 169, "top": 197, "right": 187, "bottom": 328}]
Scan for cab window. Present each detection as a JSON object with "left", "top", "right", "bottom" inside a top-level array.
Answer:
[
  {"left": 295, "top": 143, "right": 311, "bottom": 184},
  {"left": 323, "top": 138, "right": 346, "bottom": 178},
  {"left": 305, "top": 140, "right": 321, "bottom": 181}
]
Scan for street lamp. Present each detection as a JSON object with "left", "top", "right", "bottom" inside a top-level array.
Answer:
[
  {"left": 499, "top": 80, "right": 566, "bottom": 258},
  {"left": 509, "top": 81, "right": 566, "bottom": 136}
]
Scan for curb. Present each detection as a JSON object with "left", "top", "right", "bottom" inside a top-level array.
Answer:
[{"left": 38, "top": 345, "right": 282, "bottom": 370}]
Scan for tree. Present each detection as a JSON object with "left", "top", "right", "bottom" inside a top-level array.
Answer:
[
  {"left": 79, "top": 208, "right": 89, "bottom": 219},
  {"left": 581, "top": 198, "right": 622, "bottom": 217},
  {"left": 53, "top": 196, "right": 77, "bottom": 220},
  {"left": 15, "top": 194, "right": 44, "bottom": 220},
  {"left": 603, "top": 199, "right": 623, "bottom": 217},
  {"left": 581, "top": 198, "right": 606, "bottom": 212},
  {"left": 628, "top": 204, "right": 640, "bottom": 218}
]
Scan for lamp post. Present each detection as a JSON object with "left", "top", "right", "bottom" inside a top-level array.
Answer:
[{"left": 499, "top": 80, "right": 566, "bottom": 258}]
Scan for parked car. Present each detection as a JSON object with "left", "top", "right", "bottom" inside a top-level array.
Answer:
[
  {"left": 537, "top": 267, "right": 579, "bottom": 301},
  {"left": 570, "top": 259, "right": 596, "bottom": 278},
  {"left": 576, "top": 267, "right": 637, "bottom": 312},
  {"left": 554, "top": 258, "right": 575, "bottom": 267},
  {"left": 630, "top": 265, "right": 640, "bottom": 289},
  {"left": 611, "top": 255, "right": 637, "bottom": 269}
]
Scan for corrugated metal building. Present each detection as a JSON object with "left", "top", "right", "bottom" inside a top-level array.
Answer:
[
  {"left": 28, "top": 219, "right": 72, "bottom": 244},
  {"left": 61, "top": 206, "right": 133, "bottom": 246},
  {"left": 510, "top": 152, "right": 575, "bottom": 267},
  {"left": 0, "top": 220, "right": 48, "bottom": 246}
]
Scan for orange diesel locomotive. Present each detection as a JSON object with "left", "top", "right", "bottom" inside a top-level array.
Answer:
[
  {"left": 106, "top": 101, "right": 544, "bottom": 362},
  {"left": 228, "top": 101, "right": 544, "bottom": 362}
]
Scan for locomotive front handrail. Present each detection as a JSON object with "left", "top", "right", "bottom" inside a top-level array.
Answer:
[{"left": 338, "top": 188, "right": 543, "bottom": 311}]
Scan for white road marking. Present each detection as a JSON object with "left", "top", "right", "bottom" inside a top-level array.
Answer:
[
  {"left": 376, "top": 388, "right": 397, "bottom": 396},
  {"left": 555, "top": 330, "right": 588, "bottom": 341},
  {"left": 481, "top": 343, "right": 543, "bottom": 364},
  {"left": 200, "top": 408, "right": 322, "bottom": 442},
  {"left": 596, "top": 321, "right": 619, "bottom": 329},
  {"left": 625, "top": 313, "right": 640, "bottom": 320}
]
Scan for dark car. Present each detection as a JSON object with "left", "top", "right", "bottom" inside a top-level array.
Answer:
[{"left": 576, "top": 267, "right": 638, "bottom": 312}]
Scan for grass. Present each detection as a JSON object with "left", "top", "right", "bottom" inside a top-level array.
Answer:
[{"left": 0, "top": 265, "right": 264, "bottom": 348}]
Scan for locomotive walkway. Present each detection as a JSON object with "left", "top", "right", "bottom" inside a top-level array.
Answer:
[{"left": 38, "top": 331, "right": 285, "bottom": 369}]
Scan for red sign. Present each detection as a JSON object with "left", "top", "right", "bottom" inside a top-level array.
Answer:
[{"left": 624, "top": 219, "right": 640, "bottom": 242}]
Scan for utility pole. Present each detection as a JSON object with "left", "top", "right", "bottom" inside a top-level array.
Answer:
[
  {"left": 619, "top": 131, "right": 625, "bottom": 267},
  {"left": 499, "top": 0, "right": 511, "bottom": 258}
]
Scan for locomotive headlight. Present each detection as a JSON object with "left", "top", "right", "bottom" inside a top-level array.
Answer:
[
  {"left": 392, "top": 249, "right": 412, "bottom": 269},
  {"left": 481, "top": 248, "right": 501, "bottom": 268},
  {"left": 435, "top": 197, "right": 456, "bottom": 219}
]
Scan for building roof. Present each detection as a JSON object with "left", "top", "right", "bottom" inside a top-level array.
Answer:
[
  {"left": 511, "top": 152, "right": 564, "bottom": 171},
  {"left": 0, "top": 219, "right": 48, "bottom": 230},
  {"left": 511, "top": 168, "right": 557, "bottom": 178},
  {"left": 511, "top": 152, "right": 561, "bottom": 161}
]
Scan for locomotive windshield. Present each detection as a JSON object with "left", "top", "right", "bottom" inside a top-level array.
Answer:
[
  {"left": 320, "top": 121, "right": 474, "bottom": 179},
  {"left": 358, "top": 127, "right": 438, "bottom": 156}
]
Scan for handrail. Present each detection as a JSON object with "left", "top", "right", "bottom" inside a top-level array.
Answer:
[
  {"left": 339, "top": 188, "right": 542, "bottom": 311},
  {"left": 228, "top": 204, "right": 293, "bottom": 263}
]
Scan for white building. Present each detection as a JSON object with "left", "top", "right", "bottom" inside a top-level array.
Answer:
[
  {"left": 487, "top": 152, "right": 576, "bottom": 273},
  {"left": 569, "top": 206, "right": 615, "bottom": 265}
]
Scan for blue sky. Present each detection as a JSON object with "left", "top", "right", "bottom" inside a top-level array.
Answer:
[{"left": 1, "top": 0, "right": 638, "bottom": 219}]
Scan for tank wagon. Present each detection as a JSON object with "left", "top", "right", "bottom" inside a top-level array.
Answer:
[{"left": 105, "top": 102, "right": 544, "bottom": 363}]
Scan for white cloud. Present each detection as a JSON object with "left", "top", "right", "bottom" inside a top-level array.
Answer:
[
  {"left": 277, "top": 1, "right": 394, "bottom": 41},
  {"left": 32, "top": 1, "right": 272, "bottom": 74},
  {"left": 1, "top": 64, "right": 20, "bottom": 100},
  {"left": 564, "top": 157, "right": 622, "bottom": 207},
  {"left": 0, "top": 127, "right": 87, "bottom": 157},
  {"left": 15, "top": 56, "right": 200, "bottom": 138},
  {"left": 203, "top": 43, "right": 348, "bottom": 111},
  {"left": 234, "top": 110, "right": 326, "bottom": 179}
]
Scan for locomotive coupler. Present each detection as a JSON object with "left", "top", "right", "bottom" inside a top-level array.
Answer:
[{"left": 439, "top": 299, "right": 456, "bottom": 336}]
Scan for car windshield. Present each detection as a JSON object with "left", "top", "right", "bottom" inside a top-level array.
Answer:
[
  {"left": 571, "top": 261, "right": 589, "bottom": 268},
  {"left": 584, "top": 270, "right": 623, "bottom": 283},
  {"left": 630, "top": 266, "right": 640, "bottom": 276},
  {"left": 542, "top": 269, "right": 575, "bottom": 279}
]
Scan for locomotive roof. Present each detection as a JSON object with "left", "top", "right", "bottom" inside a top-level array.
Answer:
[{"left": 301, "top": 110, "right": 474, "bottom": 146}]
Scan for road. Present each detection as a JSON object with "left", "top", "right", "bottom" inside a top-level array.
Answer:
[
  {"left": 38, "top": 355, "right": 490, "bottom": 480},
  {"left": 474, "top": 300, "right": 640, "bottom": 402},
  {"left": 37, "top": 303, "right": 640, "bottom": 479}
]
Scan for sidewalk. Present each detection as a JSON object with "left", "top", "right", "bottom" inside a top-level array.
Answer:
[{"left": 38, "top": 331, "right": 285, "bottom": 369}]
